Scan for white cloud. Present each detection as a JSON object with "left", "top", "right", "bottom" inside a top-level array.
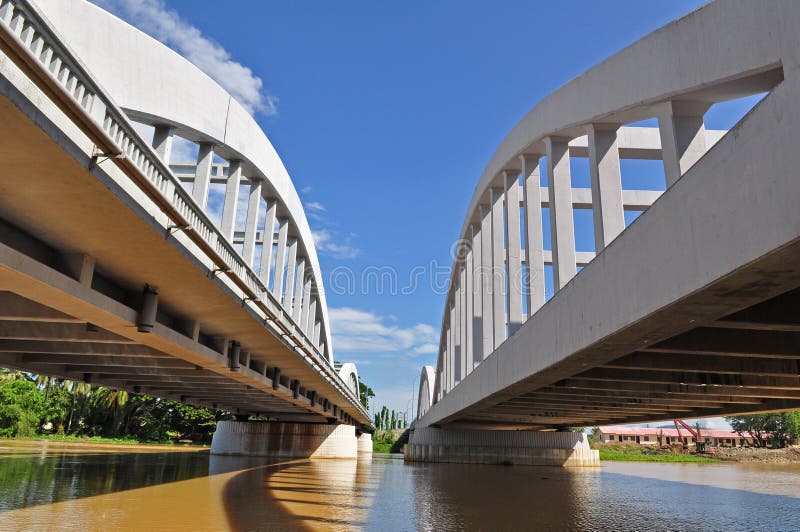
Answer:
[
  {"left": 329, "top": 307, "right": 438, "bottom": 355},
  {"left": 306, "top": 201, "right": 326, "bottom": 212},
  {"left": 312, "top": 229, "right": 360, "bottom": 259},
  {"left": 412, "top": 343, "right": 438, "bottom": 355},
  {"left": 301, "top": 186, "right": 313, "bottom": 194},
  {"left": 94, "top": 0, "right": 276, "bottom": 116}
]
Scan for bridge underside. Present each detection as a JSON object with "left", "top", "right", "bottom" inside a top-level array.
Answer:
[
  {"left": 0, "top": 47, "right": 365, "bottom": 425},
  {"left": 460, "top": 282, "right": 800, "bottom": 429}
]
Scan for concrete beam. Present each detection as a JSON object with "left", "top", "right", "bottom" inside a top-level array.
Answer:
[
  {"left": 604, "top": 351, "right": 800, "bottom": 377},
  {"left": 645, "top": 328, "right": 800, "bottom": 358}
]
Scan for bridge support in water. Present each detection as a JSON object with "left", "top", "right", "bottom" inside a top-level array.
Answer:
[
  {"left": 211, "top": 421, "right": 360, "bottom": 459},
  {"left": 357, "top": 432, "right": 373, "bottom": 454},
  {"left": 405, "top": 428, "right": 599, "bottom": 467}
]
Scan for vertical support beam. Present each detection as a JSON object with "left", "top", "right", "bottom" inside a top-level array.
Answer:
[
  {"left": 242, "top": 177, "right": 262, "bottom": 266},
  {"left": 152, "top": 125, "right": 174, "bottom": 164},
  {"left": 283, "top": 239, "right": 298, "bottom": 309},
  {"left": 62, "top": 253, "right": 95, "bottom": 286},
  {"left": 464, "top": 242, "right": 473, "bottom": 376},
  {"left": 300, "top": 277, "right": 312, "bottom": 331},
  {"left": 479, "top": 204, "right": 493, "bottom": 358},
  {"left": 490, "top": 186, "right": 505, "bottom": 347},
  {"left": 459, "top": 267, "right": 468, "bottom": 381},
  {"left": 453, "top": 278, "right": 462, "bottom": 385},
  {"left": 273, "top": 219, "right": 289, "bottom": 297},
  {"left": 272, "top": 367, "right": 281, "bottom": 390},
  {"left": 545, "top": 136, "right": 576, "bottom": 290},
  {"left": 313, "top": 320, "right": 321, "bottom": 348},
  {"left": 193, "top": 142, "right": 214, "bottom": 209},
  {"left": 136, "top": 285, "right": 158, "bottom": 333},
  {"left": 587, "top": 124, "right": 625, "bottom": 252},
  {"left": 306, "top": 298, "right": 317, "bottom": 338},
  {"left": 657, "top": 100, "right": 710, "bottom": 187},
  {"left": 220, "top": 160, "right": 242, "bottom": 241},
  {"left": 449, "top": 303, "right": 456, "bottom": 391},
  {"left": 470, "top": 223, "right": 483, "bottom": 368},
  {"left": 521, "top": 154, "right": 545, "bottom": 316},
  {"left": 292, "top": 259, "right": 306, "bottom": 322},
  {"left": 504, "top": 169, "right": 523, "bottom": 334},
  {"left": 259, "top": 200, "right": 277, "bottom": 286}
]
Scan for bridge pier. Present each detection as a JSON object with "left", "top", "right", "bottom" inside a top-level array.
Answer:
[
  {"left": 405, "top": 428, "right": 599, "bottom": 467},
  {"left": 357, "top": 432, "right": 373, "bottom": 454},
  {"left": 211, "top": 421, "right": 358, "bottom": 459}
]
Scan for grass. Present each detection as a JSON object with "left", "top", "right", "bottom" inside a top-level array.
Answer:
[
  {"left": 597, "top": 444, "right": 719, "bottom": 463},
  {"left": 9, "top": 434, "right": 205, "bottom": 446},
  {"left": 373, "top": 440, "right": 395, "bottom": 453}
]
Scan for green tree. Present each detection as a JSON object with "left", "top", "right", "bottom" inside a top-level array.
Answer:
[
  {"left": 359, "top": 382, "right": 375, "bottom": 410},
  {"left": 0, "top": 379, "right": 45, "bottom": 437}
]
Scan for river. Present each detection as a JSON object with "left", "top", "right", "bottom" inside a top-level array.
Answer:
[{"left": 1, "top": 440, "right": 798, "bottom": 530}]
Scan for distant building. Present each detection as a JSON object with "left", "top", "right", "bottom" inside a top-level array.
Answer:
[{"left": 597, "top": 426, "right": 759, "bottom": 447}]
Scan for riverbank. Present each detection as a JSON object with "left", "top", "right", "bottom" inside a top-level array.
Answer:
[
  {"left": 595, "top": 443, "right": 800, "bottom": 463},
  {"left": 1, "top": 436, "right": 208, "bottom": 453}
]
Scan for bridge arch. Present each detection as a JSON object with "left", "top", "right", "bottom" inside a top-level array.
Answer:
[
  {"left": 421, "top": 0, "right": 795, "bottom": 424},
  {"left": 416, "top": 366, "right": 435, "bottom": 419},
  {"left": 336, "top": 362, "right": 360, "bottom": 396},
  {"left": 38, "top": 0, "right": 334, "bottom": 364}
]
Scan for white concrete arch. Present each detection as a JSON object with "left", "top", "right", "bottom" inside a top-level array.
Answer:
[
  {"left": 417, "top": 366, "right": 435, "bottom": 419},
  {"left": 337, "top": 362, "right": 359, "bottom": 396},
  {"left": 426, "top": 0, "right": 797, "bottom": 413},
  {"left": 37, "top": 0, "right": 334, "bottom": 363}
]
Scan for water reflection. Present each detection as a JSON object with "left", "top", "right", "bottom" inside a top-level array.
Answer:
[{"left": 1, "top": 441, "right": 799, "bottom": 531}]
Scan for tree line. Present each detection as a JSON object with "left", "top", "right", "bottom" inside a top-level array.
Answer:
[
  {"left": 725, "top": 412, "right": 800, "bottom": 448},
  {"left": 0, "top": 369, "right": 227, "bottom": 443}
]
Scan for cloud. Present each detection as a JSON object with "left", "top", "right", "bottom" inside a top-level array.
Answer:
[
  {"left": 312, "top": 229, "right": 360, "bottom": 260},
  {"left": 301, "top": 186, "right": 313, "bottom": 194},
  {"left": 94, "top": 0, "right": 276, "bottom": 115},
  {"left": 329, "top": 307, "right": 438, "bottom": 355},
  {"left": 306, "top": 201, "right": 326, "bottom": 212}
]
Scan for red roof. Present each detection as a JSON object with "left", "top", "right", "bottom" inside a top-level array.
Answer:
[{"left": 598, "top": 425, "right": 759, "bottom": 439}]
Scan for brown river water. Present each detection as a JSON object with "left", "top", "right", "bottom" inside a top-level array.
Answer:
[{"left": 0, "top": 440, "right": 798, "bottom": 531}]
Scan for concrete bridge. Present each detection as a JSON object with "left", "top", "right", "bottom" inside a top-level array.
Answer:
[
  {"left": 411, "top": 0, "right": 800, "bottom": 466},
  {"left": 0, "top": 0, "right": 370, "bottom": 456}
]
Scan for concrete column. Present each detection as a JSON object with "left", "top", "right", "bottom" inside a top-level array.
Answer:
[
  {"left": 259, "top": 200, "right": 277, "bottom": 286},
  {"left": 306, "top": 298, "right": 317, "bottom": 338},
  {"left": 313, "top": 320, "right": 321, "bottom": 348},
  {"left": 449, "top": 303, "right": 456, "bottom": 391},
  {"left": 300, "top": 277, "right": 312, "bottom": 331},
  {"left": 273, "top": 219, "right": 289, "bottom": 297},
  {"left": 193, "top": 142, "right": 214, "bottom": 209},
  {"left": 220, "top": 160, "right": 242, "bottom": 241},
  {"left": 459, "top": 266, "right": 468, "bottom": 381},
  {"left": 292, "top": 259, "right": 305, "bottom": 322},
  {"left": 545, "top": 136, "right": 577, "bottom": 290},
  {"left": 242, "top": 177, "right": 262, "bottom": 266},
  {"left": 470, "top": 223, "right": 483, "bottom": 369},
  {"left": 504, "top": 170, "right": 523, "bottom": 334},
  {"left": 283, "top": 239, "right": 298, "bottom": 309},
  {"left": 453, "top": 277, "right": 462, "bottom": 385},
  {"left": 490, "top": 186, "right": 506, "bottom": 346},
  {"left": 657, "top": 100, "right": 710, "bottom": 187},
  {"left": 587, "top": 124, "right": 625, "bottom": 252},
  {"left": 464, "top": 244, "right": 473, "bottom": 376},
  {"left": 152, "top": 125, "right": 174, "bottom": 164},
  {"left": 479, "top": 204, "right": 494, "bottom": 357},
  {"left": 521, "top": 154, "right": 545, "bottom": 316}
]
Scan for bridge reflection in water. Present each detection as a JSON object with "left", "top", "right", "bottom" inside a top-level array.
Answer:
[{"left": 1, "top": 441, "right": 799, "bottom": 530}]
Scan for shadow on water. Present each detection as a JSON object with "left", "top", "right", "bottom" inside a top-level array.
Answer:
[{"left": 0, "top": 440, "right": 212, "bottom": 512}]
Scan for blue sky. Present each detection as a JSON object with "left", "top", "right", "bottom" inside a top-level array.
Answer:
[{"left": 98, "top": 0, "right": 764, "bottom": 428}]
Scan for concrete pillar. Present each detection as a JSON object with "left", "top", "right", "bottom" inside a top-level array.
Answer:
[
  {"left": 242, "top": 177, "right": 262, "bottom": 266},
  {"left": 459, "top": 267, "right": 468, "bottom": 381},
  {"left": 479, "top": 204, "right": 493, "bottom": 358},
  {"left": 300, "top": 277, "right": 312, "bottom": 331},
  {"left": 357, "top": 432, "right": 373, "bottom": 454},
  {"left": 136, "top": 285, "right": 158, "bottom": 333},
  {"left": 283, "top": 239, "right": 298, "bottom": 310},
  {"left": 449, "top": 303, "right": 456, "bottom": 391},
  {"left": 470, "top": 223, "right": 483, "bottom": 368},
  {"left": 211, "top": 421, "right": 358, "bottom": 458},
  {"left": 193, "top": 142, "right": 214, "bottom": 209},
  {"left": 657, "top": 100, "right": 710, "bottom": 187},
  {"left": 464, "top": 243, "right": 473, "bottom": 376},
  {"left": 313, "top": 320, "right": 321, "bottom": 348},
  {"left": 292, "top": 260, "right": 305, "bottom": 322},
  {"left": 587, "top": 124, "right": 625, "bottom": 252},
  {"left": 521, "top": 154, "right": 545, "bottom": 316},
  {"left": 490, "top": 186, "right": 505, "bottom": 347},
  {"left": 306, "top": 298, "right": 317, "bottom": 338},
  {"left": 453, "top": 276, "right": 462, "bottom": 384},
  {"left": 273, "top": 219, "right": 289, "bottom": 297},
  {"left": 545, "top": 136, "right": 576, "bottom": 290},
  {"left": 504, "top": 169, "right": 523, "bottom": 334},
  {"left": 220, "top": 160, "right": 242, "bottom": 241},
  {"left": 259, "top": 200, "right": 277, "bottom": 286},
  {"left": 152, "top": 125, "right": 174, "bottom": 164}
]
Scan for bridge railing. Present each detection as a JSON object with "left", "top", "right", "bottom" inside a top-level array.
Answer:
[
  {"left": 0, "top": 0, "right": 367, "bottom": 419},
  {"left": 422, "top": 0, "right": 787, "bottom": 418}
]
